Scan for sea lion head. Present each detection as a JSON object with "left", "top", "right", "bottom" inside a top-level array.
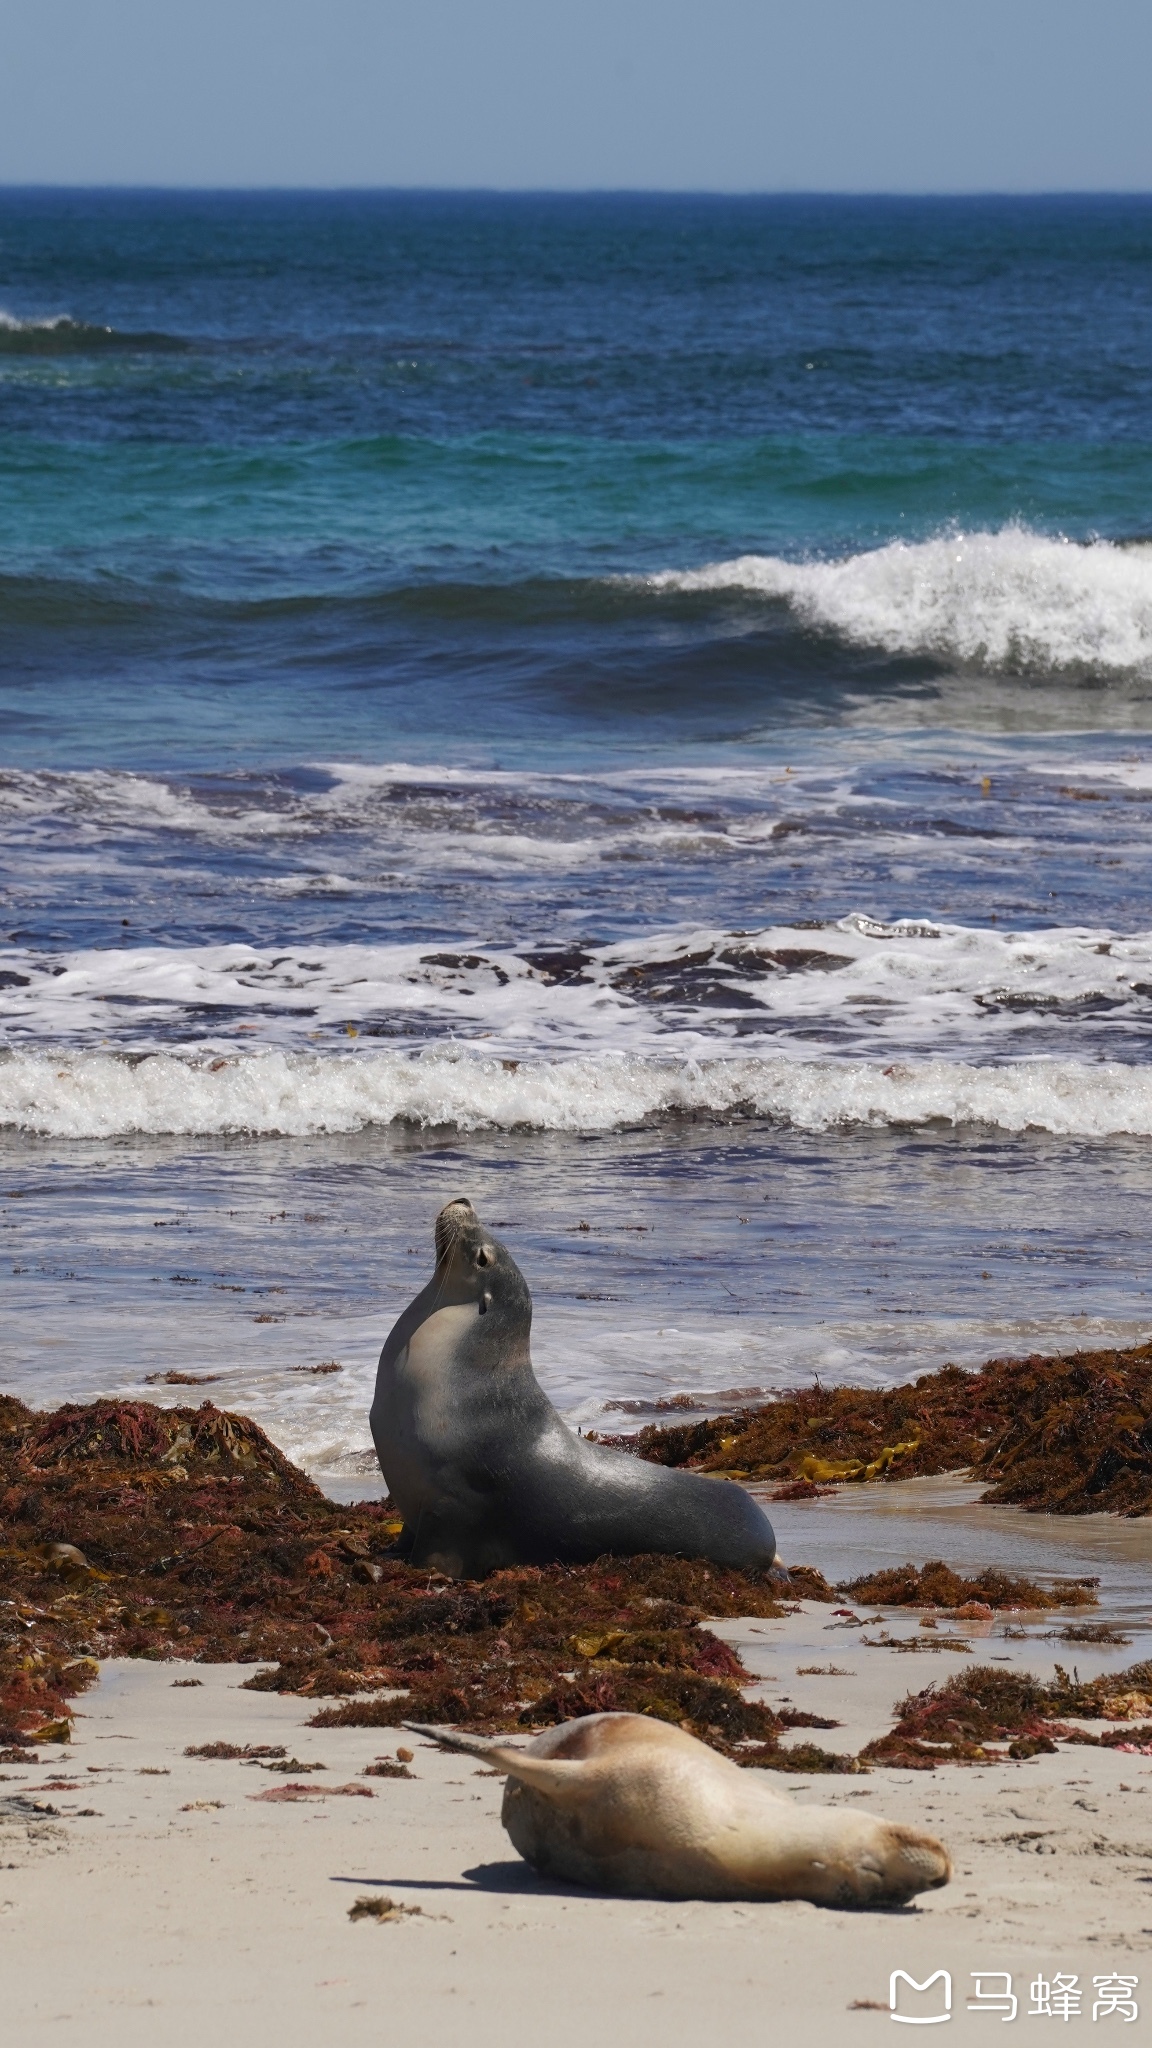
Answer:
[
  {"left": 432, "top": 1197, "right": 532, "bottom": 1330},
  {"left": 867, "top": 1820, "right": 952, "bottom": 1904}
]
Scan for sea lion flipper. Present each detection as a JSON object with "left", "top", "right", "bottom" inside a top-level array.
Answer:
[
  {"left": 401, "top": 1721, "right": 499, "bottom": 1760},
  {"left": 402, "top": 1722, "right": 586, "bottom": 1798}
]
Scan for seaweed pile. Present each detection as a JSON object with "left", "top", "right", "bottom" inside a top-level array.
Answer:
[
  {"left": 863, "top": 1661, "right": 1152, "bottom": 1769},
  {"left": 2, "top": 1388, "right": 1135, "bottom": 1777},
  {"left": 839, "top": 1563, "right": 1096, "bottom": 1612},
  {"left": 0, "top": 1394, "right": 851, "bottom": 1770},
  {"left": 302, "top": 1564, "right": 854, "bottom": 1775},
  {"left": 609, "top": 1339, "right": 1152, "bottom": 1515}
]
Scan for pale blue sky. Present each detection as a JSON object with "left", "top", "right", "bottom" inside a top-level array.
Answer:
[{"left": 1, "top": 0, "right": 1150, "bottom": 191}]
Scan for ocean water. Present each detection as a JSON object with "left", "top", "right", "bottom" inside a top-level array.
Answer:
[{"left": 2, "top": 191, "right": 1152, "bottom": 1488}]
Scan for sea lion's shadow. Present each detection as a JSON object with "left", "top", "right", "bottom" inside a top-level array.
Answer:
[
  {"left": 329, "top": 1863, "right": 582, "bottom": 1898},
  {"left": 461, "top": 1866, "right": 924, "bottom": 1910},
  {"left": 463, "top": 1860, "right": 586, "bottom": 1894},
  {"left": 330, "top": 1867, "right": 922, "bottom": 1910}
]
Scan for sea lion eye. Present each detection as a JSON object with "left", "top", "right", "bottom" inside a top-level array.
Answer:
[{"left": 476, "top": 1247, "right": 491, "bottom": 1267}]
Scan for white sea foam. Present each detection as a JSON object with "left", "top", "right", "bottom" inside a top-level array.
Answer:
[
  {"left": 0, "top": 750, "right": 1142, "bottom": 906},
  {"left": 13, "top": 1294, "right": 1145, "bottom": 1471},
  {"left": 0, "top": 760, "right": 794, "bottom": 868},
  {"left": 0, "top": 308, "right": 72, "bottom": 333},
  {"left": 1030, "top": 756, "right": 1152, "bottom": 793},
  {"left": 2, "top": 1044, "right": 1151, "bottom": 1140},
  {"left": 647, "top": 528, "right": 1152, "bottom": 676},
  {"left": 2, "top": 918, "right": 1149, "bottom": 1059}
]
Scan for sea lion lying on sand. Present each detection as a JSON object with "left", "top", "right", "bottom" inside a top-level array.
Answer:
[
  {"left": 370, "top": 1197, "right": 777, "bottom": 1579},
  {"left": 409, "top": 1712, "right": 952, "bottom": 1906}
]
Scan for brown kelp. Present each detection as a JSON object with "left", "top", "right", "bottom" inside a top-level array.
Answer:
[
  {"left": 862, "top": 1660, "right": 1152, "bottom": 1768},
  {"left": 0, "top": 1394, "right": 854, "bottom": 1769},
  {"left": 0, "top": 1389, "right": 1126, "bottom": 1775},
  {"left": 607, "top": 1340, "right": 1152, "bottom": 1515},
  {"left": 839, "top": 1563, "right": 1096, "bottom": 1611}
]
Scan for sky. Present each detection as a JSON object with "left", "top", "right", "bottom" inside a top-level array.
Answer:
[{"left": 1, "top": 0, "right": 1151, "bottom": 192}]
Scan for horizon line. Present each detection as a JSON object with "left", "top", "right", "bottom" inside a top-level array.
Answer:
[{"left": 2, "top": 182, "right": 1152, "bottom": 200}]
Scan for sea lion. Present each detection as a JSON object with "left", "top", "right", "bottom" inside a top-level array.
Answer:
[
  {"left": 370, "top": 1196, "right": 777, "bottom": 1578},
  {"left": 408, "top": 1713, "right": 952, "bottom": 1906}
]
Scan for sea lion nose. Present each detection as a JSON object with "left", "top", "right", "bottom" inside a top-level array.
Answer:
[{"left": 434, "top": 1196, "right": 479, "bottom": 1260}]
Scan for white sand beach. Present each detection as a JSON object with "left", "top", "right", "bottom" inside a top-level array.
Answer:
[{"left": 5, "top": 1607, "right": 1151, "bottom": 2047}]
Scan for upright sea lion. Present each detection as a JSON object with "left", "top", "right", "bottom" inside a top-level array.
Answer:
[
  {"left": 409, "top": 1712, "right": 952, "bottom": 1906},
  {"left": 370, "top": 1197, "right": 777, "bottom": 1578}
]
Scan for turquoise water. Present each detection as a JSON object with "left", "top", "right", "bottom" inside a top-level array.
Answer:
[
  {"left": 2, "top": 192, "right": 1151, "bottom": 1470},
  {"left": 3, "top": 192, "right": 1152, "bottom": 769}
]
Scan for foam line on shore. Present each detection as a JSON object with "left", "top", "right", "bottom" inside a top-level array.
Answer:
[
  {"left": 2, "top": 1045, "right": 1151, "bottom": 1139},
  {"left": 3, "top": 917, "right": 1151, "bottom": 1059}
]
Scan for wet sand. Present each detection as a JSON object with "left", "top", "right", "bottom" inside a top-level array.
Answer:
[
  {"left": 5, "top": 1613, "right": 1152, "bottom": 2047},
  {"left": 763, "top": 1474, "right": 1152, "bottom": 1632}
]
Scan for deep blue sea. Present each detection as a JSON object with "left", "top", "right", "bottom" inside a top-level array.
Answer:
[{"left": 2, "top": 192, "right": 1151, "bottom": 1485}]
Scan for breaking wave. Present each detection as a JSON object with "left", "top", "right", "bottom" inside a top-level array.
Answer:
[
  {"left": 647, "top": 528, "right": 1152, "bottom": 677},
  {"left": 2, "top": 1046, "right": 1152, "bottom": 1140},
  {"left": 5, "top": 525, "right": 1152, "bottom": 689},
  {"left": 0, "top": 309, "right": 187, "bottom": 355}
]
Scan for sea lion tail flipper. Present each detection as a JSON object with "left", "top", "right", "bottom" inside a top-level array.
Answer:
[
  {"left": 402, "top": 1722, "right": 587, "bottom": 1799},
  {"left": 402, "top": 1721, "right": 499, "bottom": 1761}
]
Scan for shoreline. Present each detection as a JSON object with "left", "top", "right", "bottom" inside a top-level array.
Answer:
[
  {"left": 4, "top": 1368, "right": 1152, "bottom": 1764},
  {"left": 4, "top": 1375, "right": 1152, "bottom": 2038},
  {"left": 5, "top": 1118, "right": 1151, "bottom": 1466},
  {"left": 5, "top": 1630, "right": 1151, "bottom": 2045}
]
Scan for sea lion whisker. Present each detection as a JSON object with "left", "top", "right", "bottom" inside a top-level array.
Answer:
[{"left": 433, "top": 1196, "right": 476, "bottom": 1267}]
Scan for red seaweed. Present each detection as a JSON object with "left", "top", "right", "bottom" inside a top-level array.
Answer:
[
  {"left": 0, "top": 1381, "right": 1125, "bottom": 1774},
  {"left": 618, "top": 1339, "right": 1152, "bottom": 1516},
  {"left": 0, "top": 1393, "right": 848, "bottom": 1766}
]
